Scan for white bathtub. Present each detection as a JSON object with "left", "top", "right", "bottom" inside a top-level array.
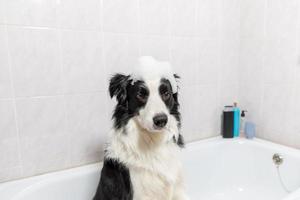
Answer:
[{"left": 1, "top": 137, "right": 300, "bottom": 200}]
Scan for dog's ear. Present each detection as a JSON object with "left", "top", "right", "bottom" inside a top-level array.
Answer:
[
  {"left": 174, "top": 74, "right": 180, "bottom": 80},
  {"left": 173, "top": 74, "right": 180, "bottom": 93},
  {"left": 109, "top": 73, "right": 131, "bottom": 103}
]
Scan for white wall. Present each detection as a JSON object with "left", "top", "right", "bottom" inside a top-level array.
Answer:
[
  {"left": 0, "top": 0, "right": 240, "bottom": 182},
  {"left": 239, "top": 0, "right": 300, "bottom": 148}
]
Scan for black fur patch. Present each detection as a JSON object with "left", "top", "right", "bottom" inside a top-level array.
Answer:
[
  {"left": 109, "top": 74, "right": 149, "bottom": 129},
  {"left": 93, "top": 158, "right": 133, "bottom": 200},
  {"left": 176, "top": 134, "right": 185, "bottom": 148},
  {"left": 160, "top": 78, "right": 184, "bottom": 148},
  {"left": 159, "top": 77, "right": 181, "bottom": 125}
]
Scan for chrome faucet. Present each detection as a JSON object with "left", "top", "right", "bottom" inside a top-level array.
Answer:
[{"left": 273, "top": 153, "right": 284, "bottom": 166}]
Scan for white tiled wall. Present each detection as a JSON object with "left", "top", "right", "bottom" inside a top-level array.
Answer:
[
  {"left": 239, "top": 0, "right": 300, "bottom": 148},
  {"left": 0, "top": 0, "right": 239, "bottom": 182}
]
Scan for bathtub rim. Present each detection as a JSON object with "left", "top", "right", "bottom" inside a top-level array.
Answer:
[{"left": 186, "top": 136, "right": 300, "bottom": 158}]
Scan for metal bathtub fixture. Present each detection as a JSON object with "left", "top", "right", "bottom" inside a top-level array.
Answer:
[
  {"left": 1, "top": 137, "right": 300, "bottom": 200},
  {"left": 273, "top": 153, "right": 284, "bottom": 166}
]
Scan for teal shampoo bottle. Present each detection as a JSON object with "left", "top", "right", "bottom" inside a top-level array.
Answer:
[{"left": 233, "top": 103, "right": 240, "bottom": 137}]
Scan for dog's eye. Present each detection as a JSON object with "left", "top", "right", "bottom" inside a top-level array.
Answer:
[
  {"left": 137, "top": 88, "right": 148, "bottom": 103},
  {"left": 137, "top": 93, "right": 147, "bottom": 103},
  {"left": 162, "top": 91, "right": 171, "bottom": 101}
]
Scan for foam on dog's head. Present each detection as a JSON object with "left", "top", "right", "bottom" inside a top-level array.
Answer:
[{"left": 131, "top": 56, "right": 178, "bottom": 94}]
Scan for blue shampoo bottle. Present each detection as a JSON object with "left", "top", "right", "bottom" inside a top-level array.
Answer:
[{"left": 233, "top": 102, "right": 240, "bottom": 137}]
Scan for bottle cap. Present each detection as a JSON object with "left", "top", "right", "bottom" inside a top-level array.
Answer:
[{"left": 241, "top": 110, "right": 247, "bottom": 117}]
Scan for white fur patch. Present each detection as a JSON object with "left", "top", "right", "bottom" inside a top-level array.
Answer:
[
  {"left": 131, "top": 56, "right": 178, "bottom": 94},
  {"left": 105, "top": 119, "right": 188, "bottom": 200}
]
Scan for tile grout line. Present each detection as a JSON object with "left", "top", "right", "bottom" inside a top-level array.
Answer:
[
  {"left": 167, "top": 0, "right": 172, "bottom": 61},
  {"left": 4, "top": 22, "right": 210, "bottom": 40},
  {"left": 216, "top": 0, "right": 224, "bottom": 110},
  {"left": 257, "top": 0, "right": 268, "bottom": 139},
  {"left": 137, "top": 0, "right": 142, "bottom": 56},
  {"left": 236, "top": 0, "right": 242, "bottom": 106},
  {"left": 99, "top": 0, "right": 112, "bottom": 158},
  {"left": 100, "top": 0, "right": 110, "bottom": 95},
  {"left": 290, "top": 0, "right": 300, "bottom": 146},
  {"left": 10, "top": 90, "right": 106, "bottom": 100}
]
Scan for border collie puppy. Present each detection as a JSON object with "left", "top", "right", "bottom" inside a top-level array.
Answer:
[{"left": 94, "top": 56, "right": 189, "bottom": 200}]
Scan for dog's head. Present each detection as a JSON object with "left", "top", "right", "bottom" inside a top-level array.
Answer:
[{"left": 109, "top": 57, "right": 181, "bottom": 140}]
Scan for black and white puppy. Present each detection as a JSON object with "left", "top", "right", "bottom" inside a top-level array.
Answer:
[{"left": 94, "top": 56, "right": 189, "bottom": 200}]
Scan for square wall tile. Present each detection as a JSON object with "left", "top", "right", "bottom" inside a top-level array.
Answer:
[
  {"left": 293, "top": 130, "right": 300, "bottom": 149},
  {"left": 170, "top": 0, "right": 197, "bottom": 36},
  {"left": 170, "top": 37, "right": 198, "bottom": 86},
  {"left": 293, "top": 84, "right": 300, "bottom": 132},
  {"left": 218, "top": 84, "right": 239, "bottom": 108},
  {"left": 240, "top": 0, "right": 266, "bottom": 39},
  {"left": 16, "top": 96, "right": 66, "bottom": 138},
  {"left": 263, "top": 39, "right": 297, "bottom": 84},
  {"left": 59, "top": 0, "right": 101, "bottom": 30},
  {"left": 66, "top": 92, "right": 109, "bottom": 165},
  {"left": 220, "top": 38, "right": 240, "bottom": 84},
  {"left": 140, "top": 0, "right": 170, "bottom": 35},
  {"left": 0, "top": 25, "right": 12, "bottom": 98},
  {"left": 20, "top": 134, "right": 69, "bottom": 177},
  {"left": 5, "top": 0, "right": 59, "bottom": 27},
  {"left": 0, "top": 100, "right": 17, "bottom": 140},
  {"left": 221, "top": 0, "right": 241, "bottom": 40},
  {"left": 0, "top": 137, "right": 20, "bottom": 170},
  {"left": 196, "top": 39, "right": 220, "bottom": 84},
  {"left": 298, "top": 7, "right": 300, "bottom": 35},
  {"left": 239, "top": 39, "right": 264, "bottom": 83},
  {"left": 284, "top": 84, "right": 300, "bottom": 140},
  {"left": 254, "top": 125, "right": 264, "bottom": 139},
  {"left": 261, "top": 128, "right": 291, "bottom": 146},
  {"left": 0, "top": 100, "right": 19, "bottom": 178},
  {"left": 140, "top": 35, "right": 170, "bottom": 61},
  {"left": 0, "top": 0, "right": 6, "bottom": 24},
  {"left": 217, "top": 83, "right": 238, "bottom": 134},
  {"left": 197, "top": 0, "right": 222, "bottom": 39},
  {"left": 104, "top": 33, "right": 140, "bottom": 77},
  {"left": 239, "top": 82, "right": 263, "bottom": 124},
  {"left": 0, "top": 101, "right": 20, "bottom": 177},
  {"left": 297, "top": 43, "right": 300, "bottom": 82},
  {"left": 296, "top": 66, "right": 300, "bottom": 85},
  {"left": 0, "top": 167, "right": 22, "bottom": 183},
  {"left": 7, "top": 27, "right": 62, "bottom": 97},
  {"left": 61, "top": 30, "right": 105, "bottom": 94},
  {"left": 261, "top": 84, "right": 291, "bottom": 133},
  {"left": 70, "top": 132, "right": 105, "bottom": 165},
  {"left": 265, "top": 0, "right": 298, "bottom": 40},
  {"left": 180, "top": 85, "right": 219, "bottom": 142},
  {"left": 66, "top": 92, "right": 110, "bottom": 134},
  {"left": 103, "top": 0, "right": 138, "bottom": 33}
]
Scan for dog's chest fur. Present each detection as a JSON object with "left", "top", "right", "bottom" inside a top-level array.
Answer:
[
  {"left": 129, "top": 144, "right": 181, "bottom": 200},
  {"left": 105, "top": 120, "right": 182, "bottom": 200},
  {"left": 130, "top": 167, "right": 174, "bottom": 200}
]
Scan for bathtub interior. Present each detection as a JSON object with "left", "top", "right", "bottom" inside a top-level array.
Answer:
[
  {"left": 0, "top": 165, "right": 101, "bottom": 200},
  {"left": 182, "top": 139, "right": 300, "bottom": 200},
  {"left": 1, "top": 138, "right": 300, "bottom": 200}
]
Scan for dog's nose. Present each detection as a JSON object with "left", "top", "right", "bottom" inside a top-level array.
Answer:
[{"left": 153, "top": 113, "right": 168, "bottom": 128}]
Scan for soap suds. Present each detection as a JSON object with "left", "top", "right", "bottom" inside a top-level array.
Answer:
[{"left": 130, "top": 56, "right": 178, "bottom": 94}]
